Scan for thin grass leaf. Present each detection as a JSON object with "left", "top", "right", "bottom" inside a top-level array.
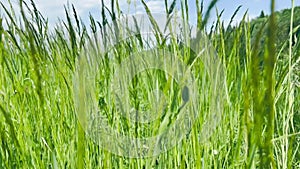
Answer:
[
  {"left": 168, "top": 0, "right": 177, "bottom": 15},
  {"left": 0, "top": 104, "right": 20, "bottom": 149},
  {"left": 228, "top": 5, "right": 242, "bottom": 27},
  {"left": 141, "top": 0, "right": 163, "bottom": 44},
  {"left": 201, "top": 0, "right": 220, "bottom": 30},
  {"left": 262, "top": 0, "right": 276, "bottom": 167},
  {"left": 72, "top": 4, "right": 81, "bottom": 34}
]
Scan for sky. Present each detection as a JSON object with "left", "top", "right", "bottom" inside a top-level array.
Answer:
[{"left": 1, "top": 0, "right": 299, "bottom": 29}]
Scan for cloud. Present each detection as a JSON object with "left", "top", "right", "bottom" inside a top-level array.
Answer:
[
  {"left": 1, "top": 0, "right": 179, "bottom": 29},
  {"left": 1, "top": 0, "right": 107, "bottom": 25},
  {"left": 144, "top": 0, "right": 166, "bottom": 13},
  {"left": 36, "top": 0, "right": 102, "bottom": 25},
  {"left": 134, "top": 0, "right": 173, "bottom": 14}
]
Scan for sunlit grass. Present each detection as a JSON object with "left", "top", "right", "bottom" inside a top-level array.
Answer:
[{"left": 0, "top": 0, "right": 299, "bottom": 168}]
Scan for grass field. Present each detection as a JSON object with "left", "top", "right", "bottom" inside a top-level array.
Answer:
[{"left": 0, "top": 0, "right": 299, "bottom": 168}]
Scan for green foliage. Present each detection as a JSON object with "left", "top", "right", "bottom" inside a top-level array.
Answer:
[
  {"left": 0, "top": 0, "right": 299, "bottom": 168},
  {"left": 250, "top": 6, "right": 300, "bottom": 48}
]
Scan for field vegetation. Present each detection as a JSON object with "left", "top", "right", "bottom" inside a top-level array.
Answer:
[{"left": 0, "top": 0, "right": 299, "bottom": 168}]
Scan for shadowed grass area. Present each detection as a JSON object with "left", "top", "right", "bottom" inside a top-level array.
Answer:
[{"left": 0, "top": 0, "right": 299, "bottom": 168}]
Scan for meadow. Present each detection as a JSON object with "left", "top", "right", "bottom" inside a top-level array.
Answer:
[{"left": 0, "top": 0, "right": 299, "bottom": 168}]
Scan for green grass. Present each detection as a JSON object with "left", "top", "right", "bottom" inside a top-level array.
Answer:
[{"left": 0, "top": 0, "right": 299, "bottom": 168}]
